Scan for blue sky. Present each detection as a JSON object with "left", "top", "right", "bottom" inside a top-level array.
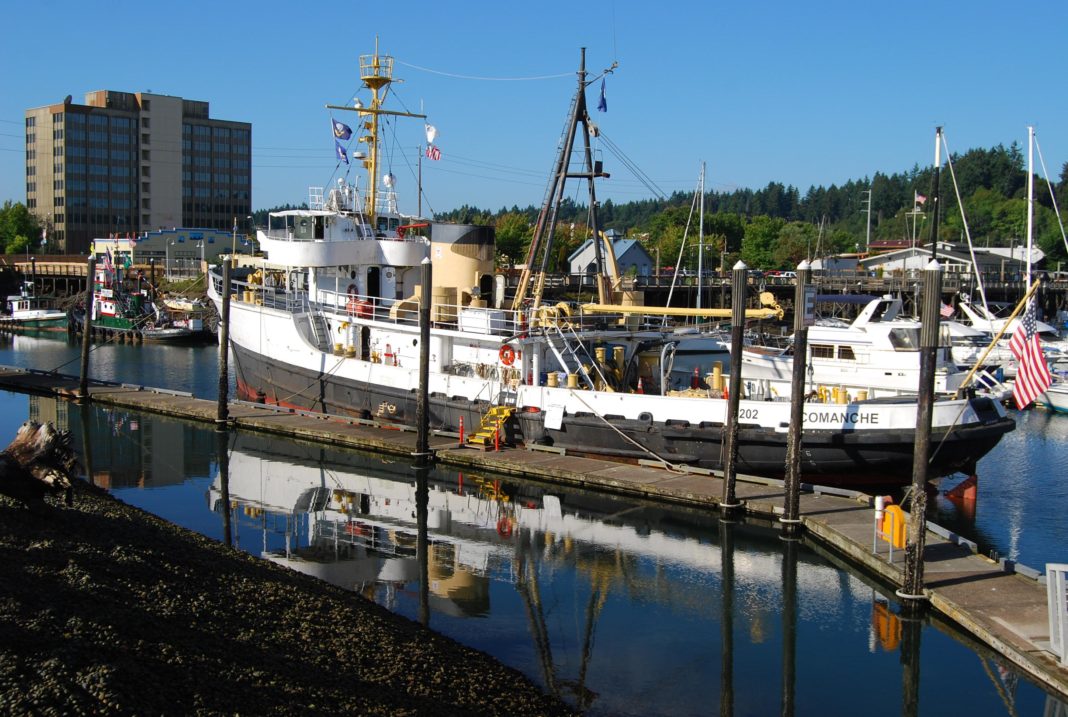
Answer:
[{"left": 2, "top": 0, "right": 1066, "bottom": 218}]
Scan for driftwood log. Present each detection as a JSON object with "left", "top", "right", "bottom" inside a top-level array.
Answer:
[{"left": 0, "top": 421, "right": 79, "bottom": 512}]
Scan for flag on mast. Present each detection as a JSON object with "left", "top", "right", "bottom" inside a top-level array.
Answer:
[
  {"left": 1008, "top": 296, "right": 1052, "bottom": 408},
  {"left": 331, "top": 118, "right": 352, "bottom": 140},
  {"left": 597, "top": 78, "right": 607, "bottom": 112},
  {"left": 914, "top": 192, "right": 927, "bottom": 206},
  {"left": 335, "top": 139, "right": 349, "bottom": 165}
]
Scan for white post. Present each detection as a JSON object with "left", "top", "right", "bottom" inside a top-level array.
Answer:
[
  {"left": 1026, "top": 126, "right": 1034, "bottom": 285},
  {"left": 1048, "top": 563, "right": 1068, "bottom": 666}
]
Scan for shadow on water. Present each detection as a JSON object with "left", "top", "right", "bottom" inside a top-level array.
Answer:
[{"left": 16, "top": 393, "right": 1068, "bottom": 716}]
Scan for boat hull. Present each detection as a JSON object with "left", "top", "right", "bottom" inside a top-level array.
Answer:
[
  {"left": 515, "top": 405, "right": 1013, "bottom": 485},
  {"left": 230, "top": 339, "right": 1013, "bottom": 485}
]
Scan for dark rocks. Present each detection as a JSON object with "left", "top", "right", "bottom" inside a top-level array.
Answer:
[{"left": 0, "top": 483, "right": 576, "bottom": 716}]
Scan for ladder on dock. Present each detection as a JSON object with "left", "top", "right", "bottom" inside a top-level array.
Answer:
[{"left": 466, "top": 405, "right": 515, "bottom": 449}]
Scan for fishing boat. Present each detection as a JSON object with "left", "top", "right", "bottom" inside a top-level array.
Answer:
[
  {"left": 70, "top": 265, "right": 210, "bottom": 343},
  {"left": 207, "top": 46, "right": 1014, "bottom": 485},
  {"left": 0, "top": 283, "right": 67, "bottom": 330}
]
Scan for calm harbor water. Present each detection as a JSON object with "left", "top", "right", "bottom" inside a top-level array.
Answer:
[{"left": 2, "top": 333, "right": 1067, "bottom": 715}]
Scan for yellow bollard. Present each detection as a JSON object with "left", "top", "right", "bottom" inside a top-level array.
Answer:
[
  {"left": 711, "top": 362, "right": 724, "bottom": 392},
  {"left": 566, "top": 373, "right": 579, "bottom": 389}
]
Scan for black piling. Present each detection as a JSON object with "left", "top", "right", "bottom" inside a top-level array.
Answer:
[
  {"left": 215, "top": 429, "right": 232, "bottom": 547},
  {"left": 414, "top": 257, "right": 433, "bottom": 627},
  {"left": 721, "top": 261, "right": 746, "bottom": 512},
  {"left": 781, "top": 260, "right": 812, "bottom": 533},
  {"left": 78, "top": 257, "right": 96, "bottom": 400},
  {"left": 216, "top": 262, "right": 231, "bottom": 426},
  {"left": 900, "top": 260, "right": 943, "bottom": 603},
  {"left": 719, "top": 518, "right": 736, "bottom": 717}
]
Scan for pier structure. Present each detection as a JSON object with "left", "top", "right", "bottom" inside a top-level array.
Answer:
[{"left": 0, "top": 364, "right": 1066, "bottom": 699}]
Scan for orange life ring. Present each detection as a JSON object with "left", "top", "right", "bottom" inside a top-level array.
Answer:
[
  {"left": 496, "top": 516, "right": 513, "bottom": 537},
  {"left": 499, "top": 344, "right": 516, "bottom": 366}
]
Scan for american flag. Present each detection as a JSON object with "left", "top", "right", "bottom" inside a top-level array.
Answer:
[
  {"left": 940, "top": 302, "right": 954, "bottom": 318},
  {"left": 1009, "top": 297, "right": 1052, "bottom": 409}
]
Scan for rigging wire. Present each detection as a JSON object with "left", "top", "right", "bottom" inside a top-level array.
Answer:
[
  {"left": 940, "top": 131, "right": 990, "bottom": 311},
  {"left": 598, "top": 132, "right": 666, "bottom": 200},
  {"left": 1033, "top": 132, "right": 1068, "bottom": 256},
  {"left": 395, "top": 60, "right": 571, "bottom": 82}
]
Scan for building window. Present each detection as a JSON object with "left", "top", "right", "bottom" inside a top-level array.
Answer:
[
  {"left": 54, "top": 196, "right": 64, "bottom": 207},
  {"left": 53, "top": 179, "right": 64, "bottom": 190},
  {"left": 55, "top": 214, "right": 63, "bottom": 224},
  {"left": 141, "top": 99, "right": 150, "bottom": 111},
  {"left": 141, "top": 165, "right": 150, "bottom": 177},
  {"left": 142, "top": 198, "right": 150, "bottom": 210},
  {"left": 142, "top": 182, "right": 150, "bottom": 193},
  {"left": 26, "top": 132, "right": 34, "bottom": 144},
  {"left": 142, "top": 150, "right": 150, "bottom": 161},
  {"left": 141, "top": 133, "right": 150, "bottom": 144},
  {"left": 25, "top": 116, "right": 34, "bottom": 127},
  {"left": 838, "top": 346, "right": 856, "bottom": 361},
  {"left": 142, "top": 214, "right": 150, "bottom": 225},
  {"left": 141, "top": 117, "right": 150, "bottom": 128}
]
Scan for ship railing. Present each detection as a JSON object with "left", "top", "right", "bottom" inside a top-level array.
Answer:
[{"left": 314, "top": 286, "right": 525, "bottom": 336}]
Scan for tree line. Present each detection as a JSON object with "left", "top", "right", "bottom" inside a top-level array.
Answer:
[{"left": 4, "top": 144, "right": 1065, "bottom": 272}]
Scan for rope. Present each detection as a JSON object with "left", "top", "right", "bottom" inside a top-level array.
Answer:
[
  {"left": 395, "top": 60, "right": 570, "bottom": 82},
  {"left": 562, "top": 387, "right": 684, "bottom": 471}
]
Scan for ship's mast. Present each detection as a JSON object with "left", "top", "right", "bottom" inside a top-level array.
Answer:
[
  {"left": 326, "top": 38, "right": 425, "bottom": 230},
  {"left": 512, "top": 49, "right": 616, "bottom": 311}
]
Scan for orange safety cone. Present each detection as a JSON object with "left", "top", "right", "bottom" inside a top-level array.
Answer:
[
  {"left": 691, "top": 366, "right": 700, "bottom": 389},
  {"left": 636, "top": 376, "right": 644, "bottom": 394}
]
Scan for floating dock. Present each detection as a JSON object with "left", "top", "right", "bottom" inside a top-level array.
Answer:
[{"left": 0, "top": 364, "right": 1065, "bottom": 698}]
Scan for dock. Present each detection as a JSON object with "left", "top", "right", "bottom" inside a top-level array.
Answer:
[{"left": 0, "top": 363, "right": 1065, "bottom": 699}]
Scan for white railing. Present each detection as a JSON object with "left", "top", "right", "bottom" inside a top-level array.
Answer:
[{"left": 1048, "top": 563, "right": 1068, "bottom": 665}]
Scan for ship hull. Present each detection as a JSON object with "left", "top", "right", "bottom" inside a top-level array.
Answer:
[{"left": 230, "top": 337, "right": 1013, "bottom": 485}]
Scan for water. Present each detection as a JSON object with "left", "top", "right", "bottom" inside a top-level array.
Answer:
[{"left": 2, "top": 334, "right": 1067, "bottom": 714}]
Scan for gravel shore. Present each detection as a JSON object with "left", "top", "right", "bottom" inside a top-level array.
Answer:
[{"left": 0, "top": 482, "right": 575, "bottom": 716}]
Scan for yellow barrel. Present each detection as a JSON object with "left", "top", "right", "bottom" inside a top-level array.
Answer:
[
  {"left": 856, "top": 390, "right": 868, "bottom": 401},
  {"left": 613, "top": 346, "right": 625, "bottom": 371},
  {"left": 566, "top": 373, "right": 579, "bottom": 388},
  {"left": 547, "top": 371, "right": 559, "bottom": 388},
  {"left": 711, "top": 362, "right": 724, "bottom": 391}
]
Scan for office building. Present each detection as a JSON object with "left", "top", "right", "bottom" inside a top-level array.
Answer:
[{"left": 25, "top": 91, "right": 251, "bottom": 254}]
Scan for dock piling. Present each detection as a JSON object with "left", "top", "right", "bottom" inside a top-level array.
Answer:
[
  {"left": 721, "top": 261, "right": 747, "bottom": 512},
  {"left": 77, "top": 257, "right": 96, "bottom": 400},
  {"left": 900, "top": 259, "right": 943, "bottom": 602},
  {"left": 781, "top": 260, "right": 812, "bottom": 533},
  {"left": 216, "top": 262, "right": 231, "bottom": 425}
]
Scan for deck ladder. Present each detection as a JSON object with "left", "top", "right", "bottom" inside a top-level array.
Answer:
[{"left": 542, "top": 323, "right": 596, "bottom": 389}]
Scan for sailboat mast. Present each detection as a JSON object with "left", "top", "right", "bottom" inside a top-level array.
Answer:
[
  {"left": 1026, "top": 125, "right": 1034, "bottom": 284},
  {"left": 697, "top": 162, "right": 705, "bottom": 311},
  {"left": 930, "top": 127, "right": 942, "bottom": 263}
]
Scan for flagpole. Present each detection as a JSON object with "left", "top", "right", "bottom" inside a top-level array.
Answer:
[
  {"left": 953, "top": 276, "right": 1042, "bottom": 397},
  {"left": 1026, "top": 125, "right": 1034, "bottom": 287}
]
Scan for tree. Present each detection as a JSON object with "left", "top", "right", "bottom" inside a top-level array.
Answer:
[
  {"left": 740, "top": 216, "right": 784, "bottom": 269},
  {"left": 493, "top": 212, "right": 531, "bottom": 267},
  {"left": 0, "top": 201, "right": 41, "bottom": 254}
]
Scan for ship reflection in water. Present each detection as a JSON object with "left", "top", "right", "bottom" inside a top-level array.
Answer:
[
  {"left": 199, "top": 430, "right": 1062, "bottom": 716},
  {"left": 18, "top": 393, "right": 1061, "bottom": 715}
]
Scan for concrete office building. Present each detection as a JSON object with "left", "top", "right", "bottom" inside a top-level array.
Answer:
[{"left": 25, "top": 91, "right": 251, "bottom": 254}]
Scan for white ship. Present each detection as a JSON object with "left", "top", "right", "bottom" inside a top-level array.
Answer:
[{"left": 207, "top": 46, "right": 1013, "bottom": 485}]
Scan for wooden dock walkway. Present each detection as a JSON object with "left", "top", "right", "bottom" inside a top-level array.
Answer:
[{"left": 0, "top": 364, "right": 1065, "bottom": 698}]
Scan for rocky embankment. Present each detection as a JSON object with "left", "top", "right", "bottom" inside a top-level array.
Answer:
[{"left": 0, "top": 482, "right": 574, "bottom": 716}]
